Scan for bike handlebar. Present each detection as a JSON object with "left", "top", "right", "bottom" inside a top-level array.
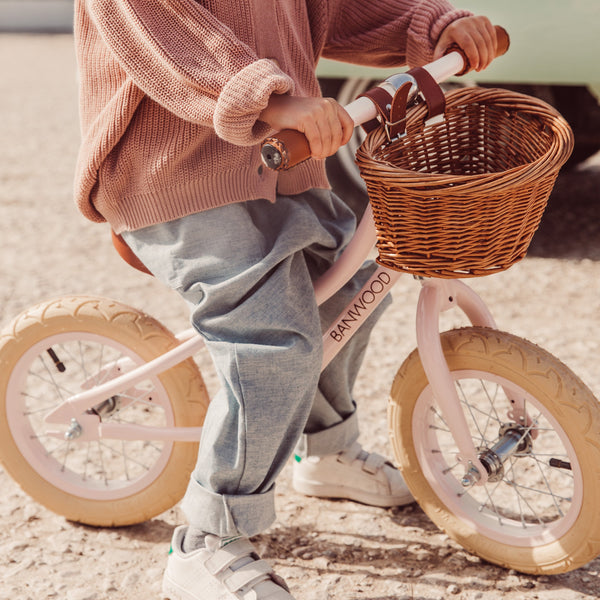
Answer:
[{"left": 261, "top": 25, "right": 509, "bottom": 171}]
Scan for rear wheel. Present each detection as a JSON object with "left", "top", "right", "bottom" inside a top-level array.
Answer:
[
  {"left": 389, "top": 327, "right": 600, "bottom": 574},
  {"left": 0, "top": 296, "right": 209, "bottom": 526}
]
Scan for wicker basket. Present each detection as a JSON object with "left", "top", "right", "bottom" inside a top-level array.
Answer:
[{"left": 355, "top": 87, "right": 574, "bottom": 278}]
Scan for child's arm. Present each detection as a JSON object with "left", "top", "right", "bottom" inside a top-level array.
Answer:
[
  {"left": 85, "top": 0, "right": 293, "bottom": 143},
  {"left": 259, "top": 14, "right": 498, "bottom": 160},
  {"left": 322, "top": 0, "right": 473, "bottom": 69}
]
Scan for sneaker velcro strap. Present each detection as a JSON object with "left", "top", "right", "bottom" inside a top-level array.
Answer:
[
  {"left": 362, "top": 452, "right": 386, "bottom": 474},
  {"left": 205, "top": 538, "right": 257, "bottom": 574},
  {"left": 224, "top": 559, "right": 274, "bottom": 593},
  {"left": 337, "top": 442, "right": 362, "bottom": 465}
]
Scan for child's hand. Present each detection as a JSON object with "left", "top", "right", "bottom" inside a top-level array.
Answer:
[
  {"left": 259, "top": 94, "right": 354, "bottom": 160},
  {"left": 434, "top": 15, "right": 497, "bottom": 72}
]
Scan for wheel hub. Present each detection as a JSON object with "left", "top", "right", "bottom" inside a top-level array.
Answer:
[{"left": 477, "top": 424, "right": 533, "bottom": 483}]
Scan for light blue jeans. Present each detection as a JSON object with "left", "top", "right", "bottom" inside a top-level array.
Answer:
[{"left": 122, "top": 189, "right": 388, "bottom": 538}]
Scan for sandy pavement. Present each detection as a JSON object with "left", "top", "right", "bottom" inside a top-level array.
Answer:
[{"left": 1, "top": 34, "right": 600, "bottom": 600}]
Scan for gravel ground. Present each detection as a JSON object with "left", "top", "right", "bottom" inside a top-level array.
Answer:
[{"left": 1, "top": 34, "right": 599, "bottom": 600}]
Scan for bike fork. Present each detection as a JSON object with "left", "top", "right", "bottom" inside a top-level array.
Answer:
[{"left": 415, "top": 278, "right": 531, "bottom": 487}]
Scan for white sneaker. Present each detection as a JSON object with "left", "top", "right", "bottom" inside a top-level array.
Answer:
[
  {"left": 292, "top": 442, "right": 414, "bottom": 507},
  {"left": 162, "top": 526, "right": 295, "bottom": 600}
]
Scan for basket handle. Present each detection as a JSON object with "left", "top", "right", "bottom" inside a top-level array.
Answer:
[{"left": 261, "top": 25, "right": 510, "bottom": 171}]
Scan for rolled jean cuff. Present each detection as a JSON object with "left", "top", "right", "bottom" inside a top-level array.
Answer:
[
  {"left": 180, "top": 478, "right": 276, "bottom": 538},
  {"left": 295, "top": 410, "right": 359, "bottom": 458}
]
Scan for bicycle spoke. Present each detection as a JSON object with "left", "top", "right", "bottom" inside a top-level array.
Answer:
[
  {"left": 482, "top": 481, "right": 505, "bottom": 526},
  {"left": 15, "top": 336, "right": 171, "bottom": 492},
  {"left": 424, "top": 374, "right": 575, "bottom": 533},
  {"left": 457, "top": 380, "right": 489, "bottom": 445},
  {"left": 30, "top": 357, "right": 74, "bottom": 400}
]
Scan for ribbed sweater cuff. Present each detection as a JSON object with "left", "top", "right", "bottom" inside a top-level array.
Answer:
[{"left": 214, "top": 59, "right": 295, "bottom": 146}]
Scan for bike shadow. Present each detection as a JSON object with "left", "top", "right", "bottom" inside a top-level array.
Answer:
[
  {"left": 250, "top": 503, "right": 600, "bottom": 599},
  {"left": 527, "top": 160, "right": 600, "bottom": 260},
  {"left": 68, "top": 500, "right": 600, "bottom": 598},
  {"left": 70, "top": 516, "right": 175, "bottom": 543}
]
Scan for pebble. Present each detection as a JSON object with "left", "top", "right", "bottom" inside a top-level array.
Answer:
[
  {"left": 313, "top": 556, "right": 329, "bottom": 570},
  {"left": 23, "top": 505, "right": 39, "bottom": 522},
  {"left": 60, "top": 570, "right": 83, "bottom": 579},
  {"left": 5, "top": 558, "right": 35, "bottom": 578},
  {"left": 121, "top": 571, "right": 141, "bottom": 587},
  {"left": 6, "top": 540, "right": 30, "bottom": 552},
  {"left": 102, "top": 580, "right": 118, "bottom": 593}
]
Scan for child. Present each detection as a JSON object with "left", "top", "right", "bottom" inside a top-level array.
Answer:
[{"left": 73, "top": 2, "right": 497, "bottom": 598}]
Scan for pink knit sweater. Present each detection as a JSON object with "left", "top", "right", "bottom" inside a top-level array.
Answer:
[{"left": 74, "top": 0, "right": 470, "bottom": 233}]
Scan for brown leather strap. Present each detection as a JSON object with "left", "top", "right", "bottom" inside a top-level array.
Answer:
[
  {"left": 358, "top": 71, "right": 444, "bottom": 140},
  {"left": 357, "top": 86, "right": 393, "bottom": 133},
  {"left": 385, "top": 81, "right": 412, "bottom": 139},
  {"left": 358, "top": 82, "right": 414, "bottom": 140},
  {"left": 407, "top": 66, "right": 446, "bottom": 120}
]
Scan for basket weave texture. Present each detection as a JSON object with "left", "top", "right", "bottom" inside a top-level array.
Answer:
[{"left": 355, "top": 87, "right": 574, "bottom": 278}]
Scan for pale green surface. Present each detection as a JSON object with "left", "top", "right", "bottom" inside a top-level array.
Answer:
[{"left": 317, "top": 0, "right": 600, "bottom": 86}]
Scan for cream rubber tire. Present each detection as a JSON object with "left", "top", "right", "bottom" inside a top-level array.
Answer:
[
  {"left": 389, "top": 326, "right": 600, "bottom": 574},
  {"left": 0, "top": 296, "right": 209, "bottom": 527}
]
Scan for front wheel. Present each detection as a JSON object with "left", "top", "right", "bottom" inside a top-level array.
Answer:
[
  {"left": 0, "top": 296, "right": 209, "bottom": 526},
  {"left": 389, "top": 327, "right": 600, "bottom": 574}
]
